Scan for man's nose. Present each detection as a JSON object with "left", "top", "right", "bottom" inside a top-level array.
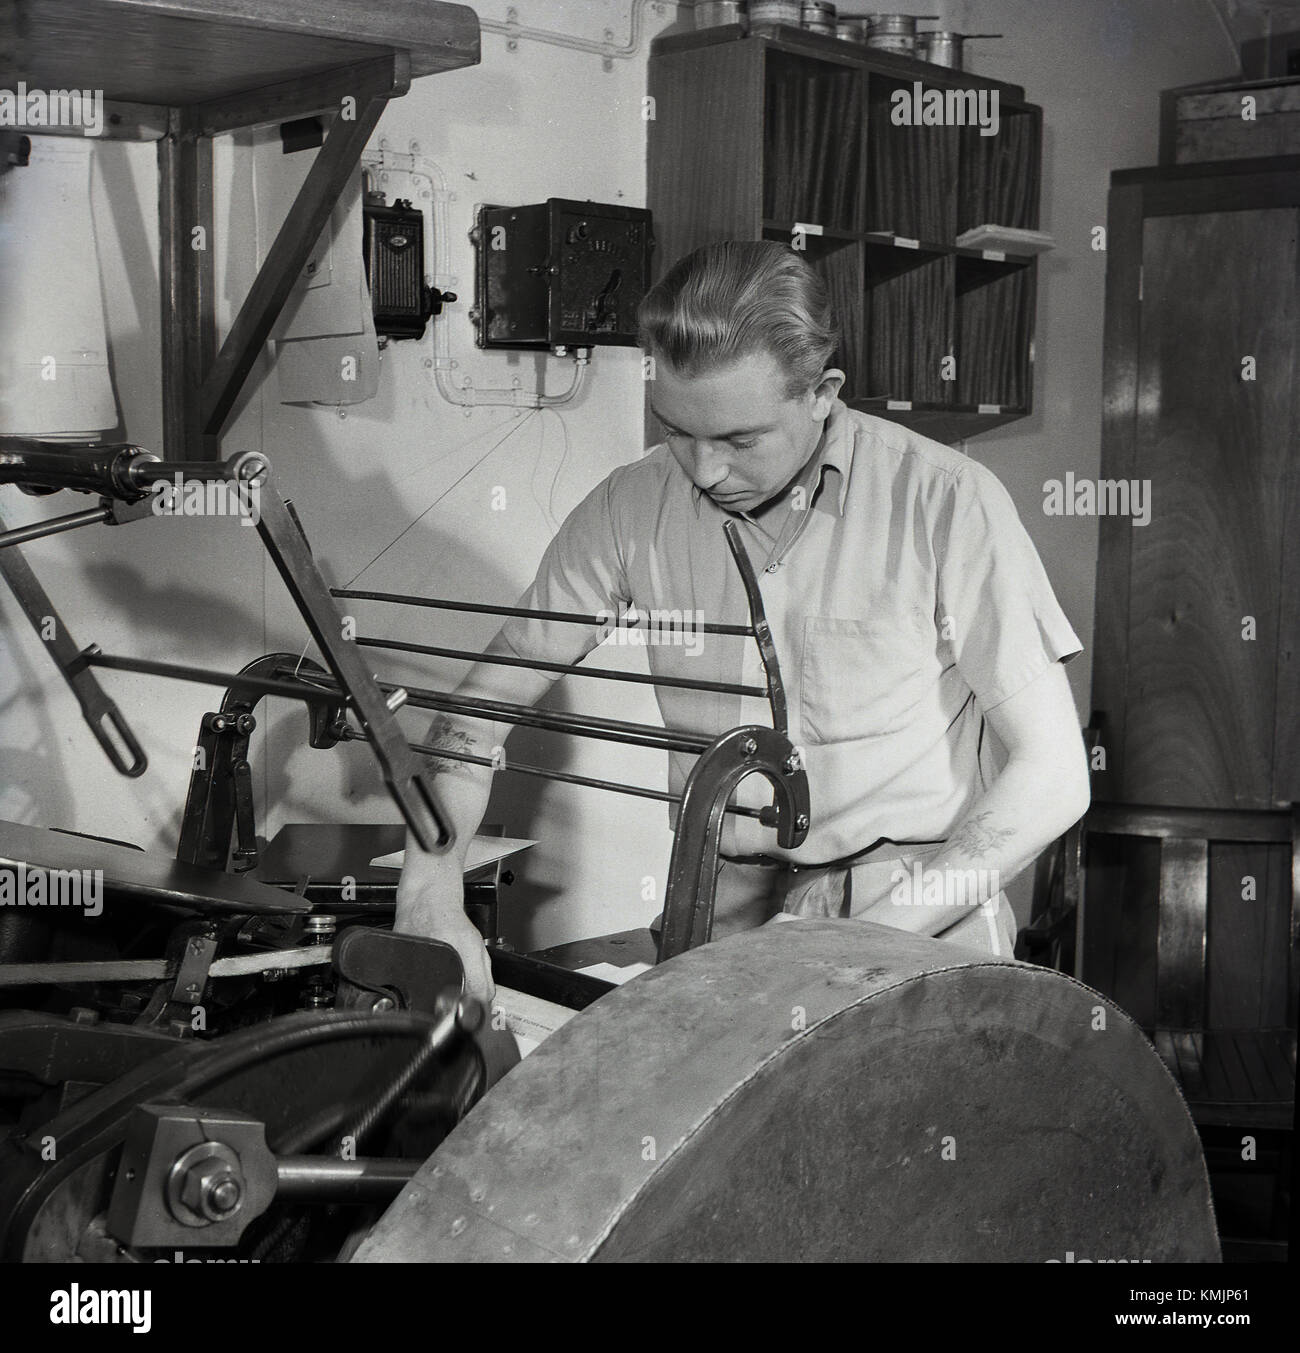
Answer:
[{"left": 690, "top": 441, "right": 730, "bottom": 489}]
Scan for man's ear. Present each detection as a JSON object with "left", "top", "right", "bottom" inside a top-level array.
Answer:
[{"left": 810, "top": 368, "right": 846, "bottom": 417}]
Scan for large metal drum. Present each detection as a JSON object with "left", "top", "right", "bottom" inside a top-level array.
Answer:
[{"left": 354, "top": 920, "right": 1220, "bottom": 1262}]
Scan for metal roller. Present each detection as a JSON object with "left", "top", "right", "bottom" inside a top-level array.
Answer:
[{"left": 354, "top": 920, "right": 1220, "bottom": 1263}]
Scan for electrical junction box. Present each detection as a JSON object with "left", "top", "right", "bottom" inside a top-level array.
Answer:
[
  {"left": 363, "top": 195, "right": 456, "bottom": 341},
  {"left": 472, "top": 199, "right": 653, "bottom": 352}
]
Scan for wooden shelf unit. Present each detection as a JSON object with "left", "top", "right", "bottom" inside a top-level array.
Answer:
[{"left": 647, "top": 24, "right": 1043, "bottom": 444}]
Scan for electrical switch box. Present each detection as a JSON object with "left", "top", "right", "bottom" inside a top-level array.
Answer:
[{"left": 473, "top": 199, "right": 653, "bottom": 352}]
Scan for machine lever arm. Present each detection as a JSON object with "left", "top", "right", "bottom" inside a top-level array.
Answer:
[
  {"left": 252, "top": 487, "right": 452, "bottom": 855},
  {"left": 0, "top": 511, "right": 147, "bottom": 777}
]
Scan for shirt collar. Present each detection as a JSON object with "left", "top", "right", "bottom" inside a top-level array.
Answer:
[{"left": 687, "top": 398, "right": 855, "bottom": 519}]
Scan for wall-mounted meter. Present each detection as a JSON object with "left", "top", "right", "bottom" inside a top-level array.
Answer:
[{"left": 472, "top": 199, "right": 653, "bottom": 353}]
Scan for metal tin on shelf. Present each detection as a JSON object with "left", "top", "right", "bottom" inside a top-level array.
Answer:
[
  {"left": 802, "top": 1, "right": 837, "bottom": 36},
  {"left": 917, "top": 30, "right": 963, "bottom": 67},
  {"left": 695, "top": 0, "right": 745, "bottom": 29},
  {"left": 836, "top": 17, "right": 871, "bottom": 42},
  {"left": 916, "top": 31, "right": 1002, "bottom": 69},
  {"left": 749, "top": 0, "right": 802, "bottom": 31},
  {"left": 866, "top": 13, "right": 923, "bottom": 54}
]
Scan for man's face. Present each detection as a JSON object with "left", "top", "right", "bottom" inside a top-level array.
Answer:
[{"left": 650, "top": 350, "right": 844, "bottom": 514}]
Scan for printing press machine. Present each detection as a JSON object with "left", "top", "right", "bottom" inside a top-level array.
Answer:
[{"left": 0, "top": 440, "right": 1223, "bottom": 1263}]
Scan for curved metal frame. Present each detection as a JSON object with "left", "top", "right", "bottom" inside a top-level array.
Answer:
[
  {"left": 658, "top": 727, "right": 809, "bottom": 961},
  {"left": 176, "top": 653, "right": 343, "bottom": 871}
]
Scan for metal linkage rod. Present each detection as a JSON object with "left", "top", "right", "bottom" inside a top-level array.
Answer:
[
  {"left": 278, "top": 667, "right": 715, "bottom": 755},
  {"left": 0, "top": 438, "right": 157, "bottom": 499},
  {"left": 0, "top": 439, "right": 269, "bottom": 501},
  {"left": 73, "top": 652, "right": 723, "bottom": 758},
  {"left": 333, "top": 725, "right": 778, "bottom": 825},
  {"left": 332, "top": 587, "right": 756, "bottom": 638},
  {"left": 0, "top": 506, "right": 112, "bottom": 550},
  {"left": 85, "top": 652, "right": 347, "bottom": 707},
  {"left": 0, "top": 524, "right": 147, "bottom": 778},
  {"left": 352, "top": 635, "right": 767, "bottom": 698}
]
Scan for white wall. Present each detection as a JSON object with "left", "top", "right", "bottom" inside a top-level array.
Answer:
[{"left": 0, "top": 1, "right": 1249, "bottom": 942}]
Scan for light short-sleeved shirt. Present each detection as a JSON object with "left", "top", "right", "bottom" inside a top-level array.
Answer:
[{"left": 494, "top": 401, "right": 1081, "bottom": 864}]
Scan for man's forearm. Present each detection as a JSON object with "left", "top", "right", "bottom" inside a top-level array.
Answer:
[
  {"left": 888, "top": 754, "right": 1088, "bottom": 933},
  {"left": 395, "top": 640, "right": 559, "bottom": 934},
  {"left": 394, "top": 710, "right": 505, "bottom": 932}
]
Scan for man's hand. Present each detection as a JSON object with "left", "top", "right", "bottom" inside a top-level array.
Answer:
[
  {"left": 395, "top": 857, "right": 496, "bottom": 1003},
  {"left": 389, "top": 657, "right": 564, "bottom": 1007}
]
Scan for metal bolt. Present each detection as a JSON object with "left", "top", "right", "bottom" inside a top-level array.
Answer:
[
  {"left": 207, "top": 1176, "right": 242, "bottom": 1215},
  {"left": 795, "top": 814, "right": 810, "bottom": 831},
  {"left": 741, "top": 737, "right": 758, "bottom": 756},
  {"left": 175, "top": 1151, "right": 245, "bottom": 1223},
  {"left": 229, "top": 451, "right": 270, "bottom": 487},
  {"left": 784, "top": 753, "right": 801, "bottom": 774}
]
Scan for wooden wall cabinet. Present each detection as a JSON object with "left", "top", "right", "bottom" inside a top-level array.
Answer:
[
  {"left": 1088, "top": 153, "right": 1300, "bottom": 1047},
  {"left": 1091, "top": 155, "right": 1300, "bottom": 813},
  {"left": 647, "top": 25, "right": 1044, "bottom": 444}
]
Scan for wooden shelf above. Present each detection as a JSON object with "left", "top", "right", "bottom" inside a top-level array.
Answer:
[
  {"left": 651, "top": 22, "right": 1029, "bottom": 106},
  {"left": 11, "top": 0, "right": 480, "bottom": 106},
  {"left": 759, "top": 221, "right": 1036, "bottom": 290},
  {"left": 852, "top": 400, "right": 1030, "bottom": 444}
]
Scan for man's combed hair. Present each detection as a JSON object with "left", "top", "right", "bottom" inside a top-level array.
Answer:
[{"left": 637, "top": 240, "right": 840, "bottom": 398}]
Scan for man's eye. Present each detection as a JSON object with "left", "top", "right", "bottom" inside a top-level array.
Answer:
[{"left": 732, "top": 439, "right": 758, "bottom": 450}]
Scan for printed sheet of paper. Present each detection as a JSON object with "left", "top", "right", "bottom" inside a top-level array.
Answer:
[{"left": 370, "top": 836, "right": 537, "bottom": 873}]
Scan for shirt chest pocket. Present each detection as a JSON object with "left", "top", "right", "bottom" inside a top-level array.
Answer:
[{"left": 799, "top": 614, "right": 934, "bottom": 745}]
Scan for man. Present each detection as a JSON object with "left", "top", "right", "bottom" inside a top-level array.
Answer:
[{"left": 396, "top": 241, "right": 1089, "bottom": 1001}]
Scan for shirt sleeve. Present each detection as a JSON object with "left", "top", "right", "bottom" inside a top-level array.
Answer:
[
  {"left": 935, "top": 462, "right": 1082, "bottom": 711},
  {"left": 491, "top": 472, "right": 632, "bottom": 672}
]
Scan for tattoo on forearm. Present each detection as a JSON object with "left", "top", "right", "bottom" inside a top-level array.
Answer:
[
  {"left": 423, "top": 714, "right": 478, "bottom": 777},
  {"left": 951, "top": 812, "right": 1016, "bottom": 861}
]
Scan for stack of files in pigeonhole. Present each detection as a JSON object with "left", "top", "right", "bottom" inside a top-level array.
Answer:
[
  {"left": 765, "top": 65, "right": 864, "bottom": 234},
  {"left": 764, "top": 66, "right": 794, "bottom": 221},
  {"left": 866, "top": 260, "right": 952, "bottom": 405},
  {"left": 957, "top": 114, "right": 1046, "bottom": 237},
  {"left": 956, "top": 267, "right": 1033, "bottom": 408}
]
